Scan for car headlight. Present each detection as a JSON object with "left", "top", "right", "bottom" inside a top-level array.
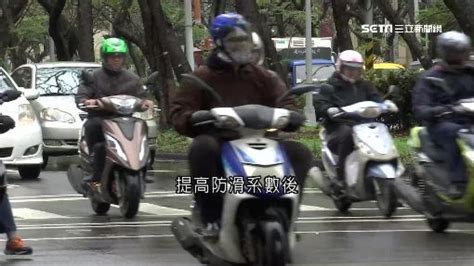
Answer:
[
  {"left": 40, "top": 108, "right": 74, "bottom": 123},
  {"left": 105, "top": 133, "right": 127, "bottom": 161},
  {"left": 133, "top": 108, "right": 154, "bottom": 120},
  {"left": 18, "top": 104, "right": 37, "bottom": 125}
]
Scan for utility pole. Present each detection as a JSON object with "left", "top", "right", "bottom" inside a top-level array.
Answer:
[
  {"left": 185, "top": 0, "right": 195, "bottom": 71},
  {"left": 364, "top": 0, "right": 375, "bottom": 69},
  {"left": 304, "top": 0, "right": 317, "bottom": 125}
]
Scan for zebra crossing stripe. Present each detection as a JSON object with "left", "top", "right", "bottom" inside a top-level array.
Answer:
[
  {"left": 12, "top": 208, "right": 69, "bottom": 220},
  {"left": 300, "top": 205, "right": 330, "bottom": 211},
  {"left": 112, "top": 203, "right": 191, "bottom": 216}
]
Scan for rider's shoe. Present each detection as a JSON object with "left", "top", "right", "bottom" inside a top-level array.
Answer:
[{"left": 4, "top": 236, "right": 33, "bottom": 256}]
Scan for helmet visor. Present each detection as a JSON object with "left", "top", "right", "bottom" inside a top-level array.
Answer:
[{"left": 223, "top": 28, "right": 253, "bottom": 64}]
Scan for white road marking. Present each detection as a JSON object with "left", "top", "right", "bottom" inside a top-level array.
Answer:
[
  {"left": 12, "top": 208, "right": 68, "bottom": 220},
  {"left": 300, "top": 205, "right": 330, "bottom": 211},
  {"left": 111, "top": 202, "right": 191, "bottom": 216}
]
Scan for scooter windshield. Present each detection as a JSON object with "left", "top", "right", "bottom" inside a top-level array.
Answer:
[{"left": 232, "top": 105, "right": 275, "bottom": 129}]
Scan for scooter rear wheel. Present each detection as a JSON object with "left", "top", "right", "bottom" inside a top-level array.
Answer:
[
  {"left": 91, "top": 199, "right": 110, "bottom": 215},
  {"left": 427, "top": 218, "right": 450, "bottom": 233},
  {"left": 374, "top": 179, "right": 398, "bottom": 218}
]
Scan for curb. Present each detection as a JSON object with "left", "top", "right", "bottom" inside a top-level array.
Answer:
[{"left": 155, "top": 153, "right": 187, "bottom": 161}]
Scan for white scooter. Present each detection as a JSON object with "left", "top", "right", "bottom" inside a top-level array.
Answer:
[
  {"left": 171, "top": 74, "right": 319, "bottom": 266},
  {"left": 312, "top": 85, "right": 405, "bottom": 217}
]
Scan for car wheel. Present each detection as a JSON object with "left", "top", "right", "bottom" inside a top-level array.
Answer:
[
  {"left": 42, "top": 155, "right": 48, "bottom": 169},
  {"left": 18, "top": 165, "right": 42, "bottom": 180}
]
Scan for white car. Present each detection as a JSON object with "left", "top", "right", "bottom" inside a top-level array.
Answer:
[{"left": 0, "top": 67, "right": 43, "bottom": 179}]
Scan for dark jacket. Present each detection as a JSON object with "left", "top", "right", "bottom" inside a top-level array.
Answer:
[
  {"left": 313, "top": 72, "right": 383, "bottom": 133},
  {"left": 76, "top": 67, "right": 147, "bottom": 117},
  {"left": 169, "top": 51, "right": 297, "bottom": 138},
  {"left": 412, "top": 63, "right": 474, "bottom": 126}
]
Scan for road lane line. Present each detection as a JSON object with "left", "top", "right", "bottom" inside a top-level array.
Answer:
[
  {"left": 300, "top": 205, "right": 330, "bottom": 211},
  {"left": 12, "top": 208, "right": 68, "bottom": 220},
  {"left": 111, "top": 202, "right": 191, "bottom": 216}
]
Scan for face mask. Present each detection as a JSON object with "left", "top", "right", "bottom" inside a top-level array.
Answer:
[{"left": 222, "top": 28, "right": 253, "bottom": 65}]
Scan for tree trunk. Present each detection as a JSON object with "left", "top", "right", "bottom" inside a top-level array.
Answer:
[
  {"left": 148, "top": 0, "right": 192, "bottom": 80},
  {"left": 77, "top": 0, "right": 95, "bottom": 62},
  {"left": 0, "top": 0, "right": 28, "bottom": 67},
  {"left": 235, "top": 0, "right": 286, "bottom": 81},
  {"left": 331, "top": 0, "right": 353, "bottom": 52},
  {"left": 443, "top": 0, "right": 474, "bottom": 40},
  {"left": 38, "top": 0, "right": 78, "bottom": 61},
  {"left": 137, "top": 0, "right": 175, "bottom": 128},
  {"left": 375, "top": 0, "right": 432, "bottom": 69},
  {"left": 128, "top": 42, "right": 146, "bottom": 78},
  {"left": 209, "top": 0, "right": 227, "bottom": 25}
]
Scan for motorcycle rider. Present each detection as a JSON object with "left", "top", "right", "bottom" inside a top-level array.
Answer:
[
  {"left": 76, "top": 37, "right": 154, "bottom": 182},
  {"left": 169, "top": 13, "right": 313, "bottom": 237},
  {"left": 313, "top": 50, "right": 397, "bottom": 187},
  {"left": 412, "top": 31, "right": 474, "bottom": 199}
]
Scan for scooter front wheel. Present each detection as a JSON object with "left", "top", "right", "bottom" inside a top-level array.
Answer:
[
  {"left": 117, "top": 172, "right": 141, "bottom": 218},
  {"left": 374, "top": 179, "right": 397, "bottom": 218},
  {"left": 254, "top": 221, "right": 288, "bottom": 266},
  {"left": 427, "top": 218, "right": 450, "bottom": 233}
]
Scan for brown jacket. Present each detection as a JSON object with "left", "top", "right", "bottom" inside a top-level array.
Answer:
[{"left": 169, "top": 57, "right": 297, "bottom": 138}]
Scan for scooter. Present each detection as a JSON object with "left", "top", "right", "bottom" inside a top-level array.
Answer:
[
  {"left": 171, "top": 74, "right": 318, "bottom": 266},
  {"left": 312, "top": 85, "right": 405, "bottom": 217},
  {"left": 67, "top": 95, "right": 150, "bottom": 218},
  {"left": 396, "top": 77, "right": 474, "bottom": 233}
]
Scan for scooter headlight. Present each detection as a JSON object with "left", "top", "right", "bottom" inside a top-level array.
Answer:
[{"left": 105, "top": 133, "right": 127, "bottom": 161}]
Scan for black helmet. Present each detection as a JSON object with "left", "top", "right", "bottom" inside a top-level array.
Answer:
[{"left": 436, "top": 31, "right": 471, "bottom": 64}]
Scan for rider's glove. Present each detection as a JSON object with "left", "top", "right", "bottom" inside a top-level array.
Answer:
[
  {"left": 190, "top": 110, "right": 214, "bottom": 126},
  {"left": 327, "top": 107, "right": 342, "bottom": 119},
  {"left": 0, "top": 115, "right": 15, "bottom": 134},
  {"left": 383, "top": 100, "right": 399, "bottom": 112},
  {"left": 282, "top": 111, "right": 306, "bottom": 132}
]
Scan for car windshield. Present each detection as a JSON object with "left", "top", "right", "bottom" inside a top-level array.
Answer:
[
  {"left": 0, "top": 71, "right": 17, "bottom": 93},
  {"left": 295, "top": 64, "right": 335, "bottom": 84},
  {"left": 36, "top": 67, "right": 99, "bottom": 96}
]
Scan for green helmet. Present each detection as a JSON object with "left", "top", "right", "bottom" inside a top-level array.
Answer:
[{"left": 101, "top": 38, "right": 128, "bottom": 59}]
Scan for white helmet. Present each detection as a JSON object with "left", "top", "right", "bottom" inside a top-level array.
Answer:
[{"left": 336, "top": 50, "right": 364, "bottom": 71}]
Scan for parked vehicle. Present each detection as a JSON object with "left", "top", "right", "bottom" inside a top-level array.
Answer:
[
  {"left": 10, "top": 62, "right": 158, "bottom": 168},
  {"left": 0, "top": 67, "right": 43, "bottom": 179},
  {"left": 287, "top": 59, "right": 336, "bottom": 87}
]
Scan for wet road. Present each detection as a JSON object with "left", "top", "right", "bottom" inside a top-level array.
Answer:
[{"left": 2, "top": 157, "right": 474, "bottom": 265}]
